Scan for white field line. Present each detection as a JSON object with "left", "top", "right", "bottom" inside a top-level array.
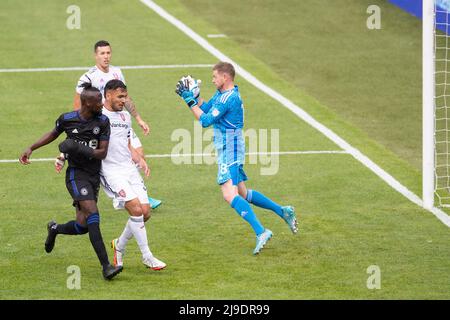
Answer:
[
  {"left": 140, "top": 0, "right": 450, "bottom": 227},
  {"left": 0, "top": 150, "right": 347, "bottom": 163},
  {"left": 0, "top": 64, "right": 214, "bottom": 73}
]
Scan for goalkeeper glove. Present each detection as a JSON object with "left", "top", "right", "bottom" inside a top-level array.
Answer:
[
  {"left": 59, "top": 139, "right": 94, "bottom": 158},
  {"left": 175, "top": 80, "right": 197, "bottom": 108},
  {"left": 185, "top": 75, "right": 201, "bottom": 99}
]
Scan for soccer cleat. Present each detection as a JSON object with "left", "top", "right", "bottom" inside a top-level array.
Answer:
[
  {"left": 142, "top": 255, "right": 167, "bottom": 270},
  {"left": 282, "top": 206, "right": 298, "bottom": 234},
  {"left": 253, "top": 229, "right": 273, "bottom": 255},
  {"left": 103, "top": 264, "right": 123, "bottom": 280},
  {"left": 148, "top": 197, "right": 162, "bottom": 210},
  {"left": 45, "top": 221, "right": 58, "bottom": 253},
  {"left": 111, "top": 238, "right": 124, "bottom": 267}
]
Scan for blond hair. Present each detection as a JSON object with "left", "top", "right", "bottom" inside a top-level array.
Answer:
[{"left": 213, "top": 62, "right": 235, "bottom": 80}]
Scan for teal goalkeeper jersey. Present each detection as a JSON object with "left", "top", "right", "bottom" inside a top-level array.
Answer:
[{"left": 199, "top": 85, "right": 245, "bottom": 165}]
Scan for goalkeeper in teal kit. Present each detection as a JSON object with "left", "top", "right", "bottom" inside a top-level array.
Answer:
[{"left": 176, "top": 62, "right": 298, "bottom": 255}]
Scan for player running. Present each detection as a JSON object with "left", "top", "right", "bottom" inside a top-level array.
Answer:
[
  {"left": 19, "top": 84, "right": 122, "bottom": 280},
  {"left": 175, "top": 62, "right": 298, "bottom": 255},
  {"left": 101, "top": 79, "right": 166, "bottom": 271},
  {"left": 71, "top": 40, "right": 162, "bottom": 209}
]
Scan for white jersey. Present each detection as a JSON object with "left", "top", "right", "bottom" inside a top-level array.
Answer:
[
  {"left": 76, "top": 65, "right": 142, "bottom": 149},
  {"left": 76, "top": 65, "right": 126, "bottom": 100},
  {"left": 100, "top": 107, "right": 136, "bottom": 175}
]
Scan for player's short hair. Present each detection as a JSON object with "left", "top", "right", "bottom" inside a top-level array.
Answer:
[
  {"left": 104, "top": 79, "right": 127, "bottom": 96},
  {"left": 79, "top": 82, "right": 101, "bottom": 104},
  {"left": 94, "top": 40, "right": 111, "bottom": 52},
  {"left": 213, "top": 62, "right": 235, "bottom": 80}
]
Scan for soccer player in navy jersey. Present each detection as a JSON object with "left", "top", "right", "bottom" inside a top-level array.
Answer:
[
  {"left": 176, "top": 62, "right": 298, "bottom": 255},
  {"left": 19, "top": 83, "right": 122, "bottom": 280}
]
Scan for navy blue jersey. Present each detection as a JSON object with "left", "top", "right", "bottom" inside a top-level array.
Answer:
[{"left": 54, "top": 111, "right": 110, "bottom": 175}]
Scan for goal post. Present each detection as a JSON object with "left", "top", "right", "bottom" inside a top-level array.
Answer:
[{"left": 423, "top": 0, "right": 435, "bottom": 210}]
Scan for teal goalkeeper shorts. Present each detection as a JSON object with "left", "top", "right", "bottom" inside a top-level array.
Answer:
[{"left": 217, "top": 163, "right": 248, "bottom": 186}]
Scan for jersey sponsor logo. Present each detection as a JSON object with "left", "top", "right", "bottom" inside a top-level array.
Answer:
[
  {"left": 93, "top": 127, "right": 100, "bottom": 135},
  {"left": 80, "top": 188, "right": 88, "bottom": 196},
  {"left": 72, "top": 128, "right": 79, "bottom": 133},
  {"left": 111, "top": 122, "right": 128, "bottom": 129}
]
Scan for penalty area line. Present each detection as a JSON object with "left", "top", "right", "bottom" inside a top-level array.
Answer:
[
  {"left": 0, "top": 64, "right": 214, "bottom": 73},
  {"left": 0, "top": 150, "right": 348, "bottom": 163}
]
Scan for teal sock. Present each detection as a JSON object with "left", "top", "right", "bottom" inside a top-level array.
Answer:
[
  {"left": 231, "top": 195, "right": 265, "bottom": 235},
  {"left": 246, "top": 189, "right": 283, "bottom": 218}
]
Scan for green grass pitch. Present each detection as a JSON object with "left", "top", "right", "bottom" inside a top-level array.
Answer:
[{"left": 0, "top": 0, "right": 449, "bottom": 299}]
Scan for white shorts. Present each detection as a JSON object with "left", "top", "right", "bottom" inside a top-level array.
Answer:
[
  {"left": 130, "top": 128, "right": 142, "bottom": 149},
  {"left": 100, "top": 168, "right": 149, "bottom": 210}
]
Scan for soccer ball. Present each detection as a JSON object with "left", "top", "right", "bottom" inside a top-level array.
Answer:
[{"left": 180, "top": 75, "right": 202, "bottom": 99}]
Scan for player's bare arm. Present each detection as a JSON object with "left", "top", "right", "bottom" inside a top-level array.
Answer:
[
  {"left": 124, "top": 97, "right": 150, "bottom": 135},
  {"left": 129, "top": 141, "right": 150, "bottom": 177},
  {"left": 20, "top": 129, "right": 61, "bottom": 164}
]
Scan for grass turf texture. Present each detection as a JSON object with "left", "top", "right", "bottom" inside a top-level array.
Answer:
[{"left": 0, "top": 0, "right": 449, "bottom": 299}]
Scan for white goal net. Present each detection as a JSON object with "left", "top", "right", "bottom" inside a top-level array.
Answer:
[{"left": 431, "top": 1, "right": 450, "bottom": 207}]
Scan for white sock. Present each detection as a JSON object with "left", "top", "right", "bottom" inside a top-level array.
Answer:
[
  {"left": 117, "top": 219, "right": 134, "bottom": 252},
  {"left": 128, "top": 215, "right": 153, "bottom": 258}
]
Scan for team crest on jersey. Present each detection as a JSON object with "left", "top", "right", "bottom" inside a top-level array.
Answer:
[
  {"left": 120, "top": 113, "right": 125, "bottom": 121},
  {"left": 80, "top": 188, "right": 88, "bottom": 196},
  {"left": 93, "top": 127, "right": 100, "bottom": 135},
  {"left": 118, "top": 189, "right": 126, "bottom": 198},
  {"left": 212, "top": 108, "right": 220, "bottom": 117},
  {"left": 113, "top": 73, "right": 119, "bottom": 79}
]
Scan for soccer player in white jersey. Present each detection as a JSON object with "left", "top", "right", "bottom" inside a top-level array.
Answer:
[
  {"left": 101, "top": 79, "right": 166, "bottom": 270},
  {"left": 72, "top": 40, "right": 162, "bottom": 209}
]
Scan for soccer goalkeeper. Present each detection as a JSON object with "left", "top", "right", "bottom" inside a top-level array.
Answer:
[{"left": 175, "top": 62, "right": 298, "bottom": 255}]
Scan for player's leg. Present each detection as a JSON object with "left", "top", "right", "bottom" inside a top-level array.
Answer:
[
  {"left": 130, "top": 128, "right": 162, "bottom": 210},
  {"left": 139, "top": 202, "right": 166, "bottom": 270},
  {"left": 45, "top": 171, "right": 97, "bottom": 253},
  {"left": 239, "top": 178, "right": 298, "bottom": 234},
  {"left": 221, "top": 169, "right": 264, "bottom": 236},
  {"left": 55, "top": 208, "right": 89, "bottom": 235},
  {"left": 44, "top": 205, "right": 89, "bottom": 254},
  {"left": 220, "top": 164, "right": 264, "bottom": 235},
  {"left": 123, "top": 198, "right": 165, "bottom": 269},
  {"left": 222, "top": 179, "right": 272, "bottom": 255},
  {"left": 102, "top": 174, "right": 135, "bottom": 266},
  {"left": 78, "top": 199, "right": 122, "bottom": 280}
]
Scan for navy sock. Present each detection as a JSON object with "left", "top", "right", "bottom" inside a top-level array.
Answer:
[
  {"left": 56, "top": 220, "right": 88, "bottom": 235},
  {"left": 231, "top": 195, "right": 265, "bottom": 235},
  {"left": 246, "top": 189, "right": 283, "bottom": 218},
  {"left": 86, "top": 213, "right": 109, "bottom": 269}
]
